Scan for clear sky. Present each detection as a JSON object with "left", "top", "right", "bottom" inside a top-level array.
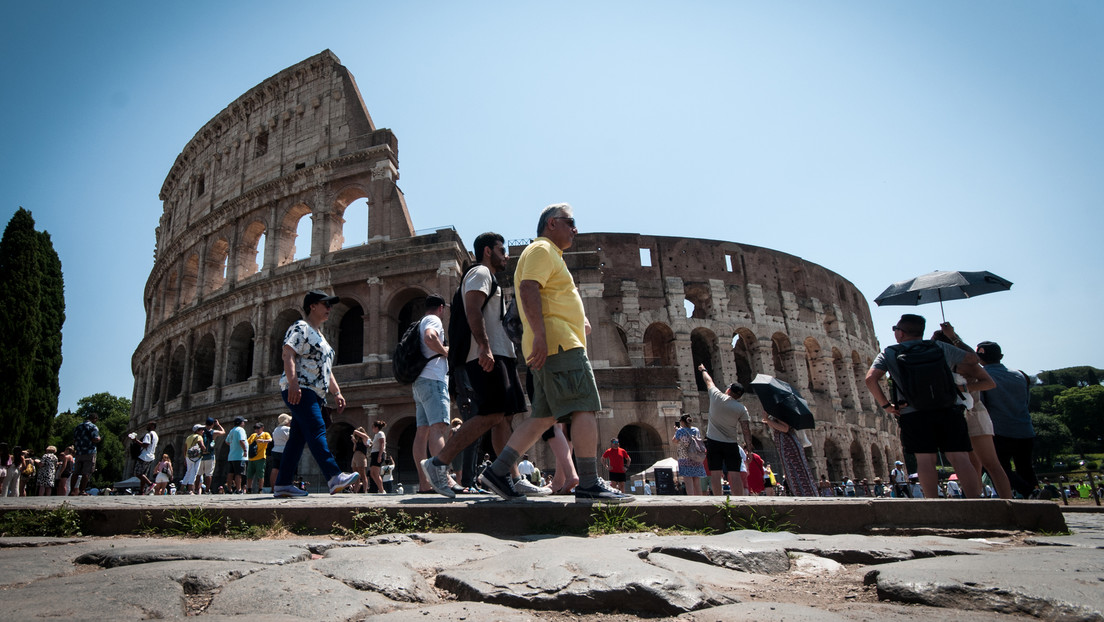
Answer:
[{"left": 2, "top": 2, "right": 1101, "bottom": 414}]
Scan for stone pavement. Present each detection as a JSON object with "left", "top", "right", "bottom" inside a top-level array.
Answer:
[{"left": 0, "top": 495, "right": 1100, "bottom": 621}]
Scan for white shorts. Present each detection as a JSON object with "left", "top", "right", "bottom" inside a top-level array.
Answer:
[{"left": 200, "top": 458, "right": 216, "bottom": 477}]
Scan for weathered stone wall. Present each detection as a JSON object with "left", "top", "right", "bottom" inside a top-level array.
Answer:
[{"left": 131, "top": 51, "right": 900, "bottom": 490}]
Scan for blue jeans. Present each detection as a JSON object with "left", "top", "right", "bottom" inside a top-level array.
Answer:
[{"left": 276, "top": 389, "right": 341, "bottom": 486}]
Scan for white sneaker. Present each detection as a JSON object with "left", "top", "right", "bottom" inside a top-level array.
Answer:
[
  {"left": 514, "top": 477, "right": 553, "bottom": 496},
  {"left": 273, "top": 485, "right": 308, "bottom": 498},
  {"left": 328, "top": 472, "right": 360, "bottom": 495}
]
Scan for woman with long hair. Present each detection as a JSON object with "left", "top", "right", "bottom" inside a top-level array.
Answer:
[
  {"left": 762, "top": 416, "right": 817, "bottom": 496},
  {"left": 153, "top": 453, "right": 173, "bottom": 495},
  {"left": 55, "top": 446, "right": 75, "bottom": 496},
  {"left": 351, "top": 426, "right": 370, "bottom": 493},
  {"left": 369, "top": 420, "right": 387, "bottom": 494},
  {"left": 672, "top": 415, "right": 706, "bottom": 495}
]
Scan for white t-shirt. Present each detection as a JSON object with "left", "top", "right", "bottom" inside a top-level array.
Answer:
[
  {"left": 271, "top": 426, "right": 291, "bottom": 452},
  {"left": 139, "top": 431, "right": 158, "bottom": 462},
  {"left": 371, "top": 431, "right": 386, "bottom": 454},
  {"left": 463, "top": 265, "right": 513, "bottom": 361},
  {"left": 518, "top": 459, "right": 535, "bottom": 477},
  {"left": 418, "top": 314, "right": 449, "bottom": 381}
]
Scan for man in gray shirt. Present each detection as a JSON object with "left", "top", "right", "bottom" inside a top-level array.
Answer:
[
  {"left": 698, "top": 364, "right": 749, "bottom": 496},
  {"left": 865, "top": 314, "right": 987, "bottom": 499}
]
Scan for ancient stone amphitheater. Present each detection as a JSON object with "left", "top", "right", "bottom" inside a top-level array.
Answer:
[{"left": 131, "top": 50, "right": 900, "bottom": 491}]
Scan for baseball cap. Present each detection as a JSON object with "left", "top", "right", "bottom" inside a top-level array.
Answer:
[
  {"left": 233, "top": 416, "right": 247, "bottom": 424},
  {"left": 303, "top": 290, "right": 340, "bottom": 309},
  {"left": 425, "top": 293, "right": 447, "bottom": 308},
  {"left": 895, "top": 460, "right": 903, "bottom": 465},
  {"left": 192, "top": 424, "right": 205, "bottom": 432},
  {"left": 610, "top": 438, "right": 619, "bottom": 443},
  {"left": 253, "top": 422, "right": 264, "bottom": 429},
  {"left": 206, "top": 417, "right": 216, "bottom": 425}
]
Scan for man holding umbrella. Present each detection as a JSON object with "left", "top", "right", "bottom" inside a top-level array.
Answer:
[{"left": 865, "top": 314, "right": 984, "bottom": 499}]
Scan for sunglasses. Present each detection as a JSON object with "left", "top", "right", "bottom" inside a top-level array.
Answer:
[{"left": 554, "top": 216, "right": 576, "bottom": 228}]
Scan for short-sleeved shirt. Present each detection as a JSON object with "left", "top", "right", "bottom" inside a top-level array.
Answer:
[
  {"left": 871, "top": 340, "right": 967, "bottom": 415},
  {"left": 463, "top": 265, "right": 513, "bottom": 361},
  {"left": 185, "top": 433, "right": 203, "bottom": 456},
  {"left": 602, "top": 447, "right": 630, "bottom": 473},
  {"left": 247, "top": 432, "right": 272, "bottom": 461},
  {"left": 514, "top": 237, "right": 586, "bottom": 358},
  {"left": 280, "top": 319, "right": 335, "bottom": 399},
  {"left": 981, "top": 363, "right": 1035, "bottom": 438},
  {"left": 226, "top": 426, "right": 248, "bottom": 462},
  {"left": 705, "top": 386, "right": 748, "bottom": 443},
  {"left": 271, "top": 426, "right": 291, "bottom": 452},
  {"left": 201, "top": 428, "right": 217, "bottom": 459},
  {"left": 139, "top": 431, "right": 158, "bottom": 462},
  {"left": 417, "top": 314, "right": 449, "bottom": 382},
  {"left": 73, "top": 421, "right": 100, "bottom": 455},
  {"left": 371, "top": 431, "right": 386, "bottom": 454}
]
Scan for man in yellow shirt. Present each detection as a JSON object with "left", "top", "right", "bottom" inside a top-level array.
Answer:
[
  {"left": 478, "top": 203, "right": 633, "bottom": 504},
  {"left": 246, "top": 422, "right": 272, "bottom": 494}
]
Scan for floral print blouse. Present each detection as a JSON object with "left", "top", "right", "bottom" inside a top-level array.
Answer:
[{"left": 279, "top": 320, "right": 335, "bottom": 399}]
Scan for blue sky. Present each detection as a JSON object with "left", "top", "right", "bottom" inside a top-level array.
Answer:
[{"left": 2, "top": 2, "right": 1101, "bottom": 413}]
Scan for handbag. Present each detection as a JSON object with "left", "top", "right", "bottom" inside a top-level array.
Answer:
[{"left": 687, "top": 430, "right": 708, "bottom": 463}]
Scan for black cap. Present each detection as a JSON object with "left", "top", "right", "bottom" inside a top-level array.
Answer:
[
  {"left": 253, "top": 422, "right": 264, "bottom": 429},
  {"left": 303, "top": 290, "right": 340, "bottom": 309},
  {"left": 425, "top": 293, "right": 447, "bottom": 308},
  {"left": 206, "top": 417, "right": 216, "bottom": 425},
  {"left": 233, "top": 416, "right": 247, "bottom": 424}
]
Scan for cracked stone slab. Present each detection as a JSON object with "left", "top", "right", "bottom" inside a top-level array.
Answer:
[
  {"left": 780, "top": 533, "right": 1000, "bottom": 565},
  {"left": 74, "top": 537, "right": 314, "bottom": 567},
  {"left": 866, "top": 546, "right": 1104, "bottom": 621},
  {"left": 0, "top": 559, "right": 264, "bottom": 621},
  {"left": 630, "top": 531, "right": 795, "bottom": 575},
  {"left": 313, "top": 546, "right": 439, "bottom": 603},
  {"left": 369, "top": 601, "right": 544, "bottom": 621},
  {"left": 435, "top": 535, "right": 736, "bottom": 615},
  {"left": 676, "top": 602, "right": 1044, "bottom": 621},
  {"left": 391, "top": 532, "right": 524, "bottom": 572},
  {"left": 207, "top": 559, "right": 397, "bottom": 620}
]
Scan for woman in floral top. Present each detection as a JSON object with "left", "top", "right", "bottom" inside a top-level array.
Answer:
[{"left": 273, "top": 290, "right": 360, "bottom": 498}]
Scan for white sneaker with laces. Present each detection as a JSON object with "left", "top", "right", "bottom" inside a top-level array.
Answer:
[
  {"left": 327, "top": 472, "right": 360, "bottom": 495},
  {"left": 514, "top": 477, "right": 553, "bottom": 496}
]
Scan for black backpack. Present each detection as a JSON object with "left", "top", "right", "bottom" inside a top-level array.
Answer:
[
  {"left": 447, "top": 265, "right": 499, "bottom": 368},
  {"left": 888, "top": 340, "right": 962, "bottom": 411},
  {"left": 392, "top": 319, "right": 441, "bottom": 384}
]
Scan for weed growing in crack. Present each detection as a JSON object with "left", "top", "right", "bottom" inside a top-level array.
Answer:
[
  {"left": 0, "top": 503, "right": 82, "bottom": 537},
  {"left": 712, "top": 496, "right": 796, "bottom": 533},
  {"left": 140, "top": 508, "right": 294, "bottom": 539},
  {"left": 332, "top": 508, "right": 460, "bottom": 539},
  {"left": 587, "top": 504, "right": 651, "bottom": 535}
]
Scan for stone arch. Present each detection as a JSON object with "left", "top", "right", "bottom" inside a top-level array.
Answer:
[
  {"left": 162, "top": 270, "right": 179, "bottom": 320},
  {"left": 277, "top": 203, "right": 312, "bottom": 266},
  {"left": 237, "top": 219, "right": 267, "bottom": 278},
  {"left": 683, "top": 282, "right": 712, "bottom": 319},
  {"left": 833, "top": 348, "right": 855, "bottom": 408},
  {"left": 803, "top": 337, "right": 828, "bottom": 394},
  {"left": 167, "top": 344, "right": 186, "bottom": 399},
  {"left": 151, "top": 354, "right": 165, "bottom": 406},
  {"left": 731, "top": 327, "right": 758, "bottom": 386},
  {"left": 180, "top": 253, "right": 199, "bottom": 307},
  {"left": 823, "top": 437, "right": 845, "bottom": 482},
  {"left": 392, "top": 416, "right": 419, "bottom": 485},
  {"left": 390, "top": 289, "right": 430, "bottom": 349},
  {"left": 849, "top": 439, "right": 868, "bottom": 481},
  {"left": 642, "top": 322, "right": 676, "bottom": 367},
  {"left": 749, "top": 432, "right": 780, "bottom": 475},
  {"left": 226, "top": 321, "right": 255, "bottom": 384},
  {"left": 334, "top": 186, "right": 370, "bottom": 251},
  {"left": 870, "top": 443, "right": 886, "bottom": 481},
  {"left": 771, "top": 332, "right": 796, "bottom": 383},
  {"left": 691, "top": 326, "right": 720, "bottom": 390},
  {"left": 615, "top": 423, "right": 664, "bottom": 477},
  {"left": 191, "top": 332, "right": 216, "bottom": 392},
  {"left": 335, "top": 300, "right": 365, "bottom": 365},
  {"left": 271, "top": 309, "right": 305, "bottom": 375},
  {"left": 204, "top": 237, "right": 230, "bottom": 295},
  {"left": 328, "top": 421, "right": 356, "bottom": 473}
]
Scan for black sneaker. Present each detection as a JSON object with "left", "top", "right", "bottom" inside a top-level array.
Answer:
[
  {"left": 574, "top": 478, "right": 635, "bottom": 504},
  {"left": 478, "top": 466, "right": 528, "bottom": 502}
]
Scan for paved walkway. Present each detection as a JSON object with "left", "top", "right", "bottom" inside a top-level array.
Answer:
[{"left": 0, "top": 496, "right": 1099, "bottom": 620}]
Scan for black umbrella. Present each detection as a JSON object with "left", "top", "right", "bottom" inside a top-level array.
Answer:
[
  {"left": 750, "top": 374, "right": 815, "bottom": 430},
  {"left": 873, "top": 270, "right": 1012, "bottom": 321}
]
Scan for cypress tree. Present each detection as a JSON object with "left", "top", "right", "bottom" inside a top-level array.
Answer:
[
  {"left": 0, "top": 208, "right": 43, "bottom": 444},
  {"left": 26, "top": 230, "right": 65, "bottom": 450}
]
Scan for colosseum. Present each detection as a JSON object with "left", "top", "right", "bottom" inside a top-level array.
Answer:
[{"left": 131, "top": 50, "right": 901, "bottom": 492}]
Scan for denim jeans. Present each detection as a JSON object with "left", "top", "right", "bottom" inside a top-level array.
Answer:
[{"left": 276, "top": 389, "right": 341, "bottom": 486}]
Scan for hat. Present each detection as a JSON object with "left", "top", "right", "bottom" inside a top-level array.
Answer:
[
  {"left": 192, "top": 424, "right": 205, "bottom": 432},
  {"left": 895, "top": 460, "right": 903, "bottom": 466},
  {"left": 303, "top": 290, "right": 339, "bottom": 309},
  {"left": 233, "top": 416, "right": 247, "bottom": 424},
  {"left": 976, "top": 341, "right": 1003, "bottom": 363},
  {"left": 206, "top": 417, "right": 216, "bottom": 425},
  {"left": 253, "top": 422, "right": 264, "bottom": 429},
  {"left": 610, "top": 438, "right": 619, "bottom": 443},
  {"left": 425, "top": 293, "right": 447, "bottom": 308}
]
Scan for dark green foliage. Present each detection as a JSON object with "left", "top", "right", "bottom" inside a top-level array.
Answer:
[
  {"left": 0, "top": 504, "right": 83, "bottom": 537},
  {"left": 1030, "top": 385, "right": 1068, "bottom": 414},
  {"left": 1053, "top": 385, "right": 1104, "bottom": 453},
  {"left": 0, "top": 209, "right": 65, "bottom": 450},
  {"left": 48, "top": 410, "right": 83, "bottom": 452},
  {"left": 1031, "top": 412, "right": 1073, "bottom": 465},
  {"left": 1037, "top": 367, "right": 1104, "bottom": 388}
]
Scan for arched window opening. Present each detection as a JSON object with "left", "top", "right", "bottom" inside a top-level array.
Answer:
[
  {"left": 336, "top": 303, "right": 364, "bottom": 365},
  {"left": 823, "top": 438, "right": 845, "bottom": 483},
  {"left": 642, "top": 323, "right": 676, "bottom": 367},
  {"left": 683, "top": 283, "right": 711, "bottom": 319},
  {"left": 204, "top": 238, "right": 230, "bottom": 295},
  {"left": 191, "top": 333, "right": 216, "bottom": 392},
  {"left": 849, "top": 440, "right": 868, "bottom": 482},
  {"left": 226, "top": 322, "right": 255, "bottom": 384},
  {"left": 167, "top": 345, "right": 186, "bottom": 399},
  {"left": 341, "top": 198, "right": 369, "bottom": 249},
  {"left": 180, "top": 253, "right": 199, "bottom": 306},
  {"left": 162, "top": 271, "right": 179, "bottom": 320},
  {"left": 293, "top": 213, "right": 312, "bottom": 261},
  {"left": 277, "top": 204, "right": 312, "bottom": 267},
  {"left": 615, "top": 424, "right": 664, "bottom": 477},
  {"left": 804, "top": 337, "right": 826, "bottom": 394},
  {"left": 691, "top": 327, "right": 719, "bottom": 390},
  {"left": 771, "top": 333, "right": 795, "bottom": 383},
  {"left": 271, "top": 309, "right": 305, "bottom": 375},
  {"left": 731, "top": 328, "right": 757, "bottom": 386},
  {"left": 238, "top": 220, "right": 267, "bottom": 277},
  {"left": 151, "top": 356, "right": 165, "bottom": 405}
]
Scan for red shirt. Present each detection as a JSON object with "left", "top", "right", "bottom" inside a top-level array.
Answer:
[
  {"left": 746, "top": 452, "right": 765, "bottom": 493},
  {"left": 602, "top": 447, "right": 629, "bottom": 473}
]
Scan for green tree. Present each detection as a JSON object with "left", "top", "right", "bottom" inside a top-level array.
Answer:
[
  {"left": 26, "top": 230, "right": 65, "bottom": 450},
  {"left": 1031, "top": 412, "right": 1072, "bottom": 466},
  {"left": 1053, "top": 385, "right": 1104, "bottom": 454},
  {"left": 48, "top": 410, "right": 83, "bottom": 451},
  {"left": 1038, "top": 366, "right": 1104, "bottom": 388},
  {"left": 1030, "top": 385, "right": 1067, "bottom": 414},
  {"left": 0, "top": 208, "right": 43, "bottom": 444},
  {"left": 73, "top": 393, "right": 132, "bottom": 487}
]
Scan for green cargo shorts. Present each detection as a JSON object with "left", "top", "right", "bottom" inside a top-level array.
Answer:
[{"left": 530, "top": 347, "right": 601, "bottom": 422}]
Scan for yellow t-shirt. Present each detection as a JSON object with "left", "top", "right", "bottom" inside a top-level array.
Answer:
[
  {"left": 247, "top": 432, "right": 272, "bottom": 461},
  {"left": 515, "top": 237, "right": 586, "bottom": 357}
]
